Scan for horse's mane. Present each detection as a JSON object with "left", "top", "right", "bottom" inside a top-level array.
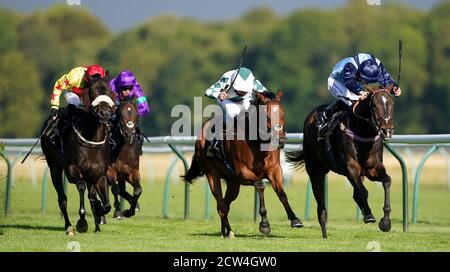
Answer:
[
  {"left": 121, "top": 96, "right": 135, "bottom": 103},
  {"left": 260, "top": 91, "right": 276, "bottom": 101}
]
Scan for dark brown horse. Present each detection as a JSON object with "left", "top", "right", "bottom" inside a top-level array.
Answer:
[
  {"left": 286, "top": 85, "right": 396, "bottom": 238},
  {"left": 41, "top": 74, "right": 116, "bottom": 234},
  {"left": 107, "top": 99, "right": 142, "bottom": 218},
  {"left": 183, "top": 90, "right": 302, "bottom": 238}
]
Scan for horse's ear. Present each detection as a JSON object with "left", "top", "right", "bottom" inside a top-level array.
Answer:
[
  {"left": 256, "top": 92, "right": 269, "bottom": 105},
  {"left": 104, "top": 70, "right": 110, "bottom": 81},
  {"left": 275, "top": 90, "right": 283, "bottom": 102},
  {"left": 110, "top": 90, "right": 117, "bottom": 101}
]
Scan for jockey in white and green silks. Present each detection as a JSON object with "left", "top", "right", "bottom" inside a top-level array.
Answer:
[{"left": 205, "top": 67, "right": 267, "bottom": 127}]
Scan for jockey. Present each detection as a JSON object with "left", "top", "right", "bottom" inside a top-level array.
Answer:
[
  {"left": 317, "top": 53, "right": 402, "bottom": 138},
  {"left": 109, "top": 70, "right": 150, "bottom": 155},
  {"left": 45, "top": 64, "right": 106, "bottom": 139},
  {"left": 204, "top": 67, "right": 269, "bottom": 156}
]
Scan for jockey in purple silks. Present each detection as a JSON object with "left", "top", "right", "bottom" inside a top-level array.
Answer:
[
  {"left": 109, "top": 70, "right": 150, "bottom": 117},
  {"left": 109, "top": 70, "right": 150, "bottom": 155}
]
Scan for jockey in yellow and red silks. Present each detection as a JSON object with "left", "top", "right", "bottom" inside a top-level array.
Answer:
[{"left": 45, "top": 64, "right": 106, "bottom": 139}]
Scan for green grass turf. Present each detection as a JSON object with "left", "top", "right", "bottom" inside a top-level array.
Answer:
[{"left": 1, "top": 173, "right": 450, "bottom": 252}]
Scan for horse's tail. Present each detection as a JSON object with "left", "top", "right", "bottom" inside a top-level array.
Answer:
[
  {"left": 285, "top": 149, "right": 305, "bottom": 170},
  {"left": 181, "top": 155, "right": 204, "bottom": 184}
]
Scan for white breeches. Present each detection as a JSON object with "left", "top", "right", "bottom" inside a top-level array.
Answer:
[
  {"left": 64, "top": 92, "right": 82, "bottom": 107},
  {"left": 327, "top": 76, "right": 360, "bottom": 106},
  {"left": 220, "top": 98, "right": 252, "bottom": 126}
]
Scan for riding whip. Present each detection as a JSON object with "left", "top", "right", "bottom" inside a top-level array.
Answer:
[
  {"left": 225, "top": 45, "right": 247, "bottom": 94},
  {"left": 21, "top": 116, "right": 56, "bottom": 164},
  {"left": 397, "top": 40, "right": 402, "bottom": 87}
]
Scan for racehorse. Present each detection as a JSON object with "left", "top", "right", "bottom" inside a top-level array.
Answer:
[
  {"left": 41, "top": 73, "right": 116, "bottom": 235},
  {"left": 286, "top": 85, "right": 396, "bottom": 238},
  {"left": 182, "top": 90, "right": 302, "bottom": 238},
  {"left": 107, "top": 99, "right": 142, "bottom": 218}
]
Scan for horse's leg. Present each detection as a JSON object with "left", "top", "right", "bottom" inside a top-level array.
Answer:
[
  {"left": 366, "top": 165, "right": 392, "bottom": 232},
  {"left": 206, "top": 172, "right": 231, "bottom": 238},
  {"left": 122, "top": 170, "right": 142, "bottom": 218},
  {"left": 95, "top": 176, "right": 111, "bottom": 215},
  {"left": 223, "top": 180, "right": 240, "bottom": 238},
  {"left": 87, "top": 183, "right": 102, "bottom": 232},
  {"left": 346, "top": 161, "right": 375, "bottom": 223},
  {"left": 66, "top": 165, "right": 88, "bottom": 233},
  {"left": 94, "top": 176, "right": 111, "bottom": 225},
  {"left": 254, "top": 179, "right": 271, "bottom": 235},
  {"left": 307, "top": 166, "right": 328, "bottom": 239},
  {"left": 107, "top": 168, "right": 122, "bottom": 218},
  {"left": 117, "top": 179, "right": 133, "bottom": 204},
  {"left": 267, "top": 166, "right": 303, "bottom": 228},
  {"left": 48, "top": 161, "right": 73, "bottom": 235}
]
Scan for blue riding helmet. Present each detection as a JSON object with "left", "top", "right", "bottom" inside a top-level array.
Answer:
[{"left": 358, "top": 59, "right": 381, "bottom": 83}]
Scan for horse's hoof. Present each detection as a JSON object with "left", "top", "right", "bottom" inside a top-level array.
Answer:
[
  {"left": 100, "top": 216, "right": 107, "bottom": 225},
  {"left": 122, "top": 209, "right": 135, "bottom": 218},
  {"left": 227, "top": 231, "right": 235, "bottom": 239},
  {"left": 66, "top": 226, "right": 75, "bottom": 236},
  {"left": 135, "top": 203, "right": 140, "bottom": 211},
  {"left": 379, "top": 218, "right": 391, "bottom": 232},
  {"left": 94, "top": 225, "right": 101, "bottom": 233},
  {"left": 76, "top": 218, "right": 88, "bottom": 233},
  {"left": 259, "top": 223, "right": 271, "bottom": 235},
  {"left": 363, "top": 214, "right": 376, "bottom": 224},
  {"left": 291, "top": 218, "right": 303, "bottom": 228},
  {"left": 113, "top": 210, "right": 122, "bottom": 219}
]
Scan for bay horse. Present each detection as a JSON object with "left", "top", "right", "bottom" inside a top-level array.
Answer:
[
  {"left": 286, "top": 85, "right": 396, "bottom": 238},
  {"left": 107, "top": 99, "right": 142, "bottom": 218},
  {"left": 41, "top": 73, "right": 116, "bottom": 235},
  {"left": 182, "top": 90, "right": 302, "bottom": 238}
]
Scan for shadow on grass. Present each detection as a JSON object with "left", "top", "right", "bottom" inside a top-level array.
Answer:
[
  {"left": 191, "top": 232, "right": 287, "bottom": 238},
  {"left": 0, "top": 224, "right": 62, "bottom": 232}
]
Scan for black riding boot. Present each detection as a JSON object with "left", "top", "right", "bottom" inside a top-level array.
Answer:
[
  {"left": 317, "top": 100, "right": 349, "bottom": 138},
  {"left": 60, "top": 104, "right": 77, "bottom": 125},
  {"left": 136, "top": 127, "right": 144, "bottom": 156}
]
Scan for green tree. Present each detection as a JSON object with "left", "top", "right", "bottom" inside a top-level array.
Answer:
[
  {"left": 0, "top": 7, "right": 21, "bottom": 53},
  {"left": 0, "top": 50, "right": 44, "bottom": 137},
  {"left": 426, "top": 1, "right": 450, "bottom": 133}
]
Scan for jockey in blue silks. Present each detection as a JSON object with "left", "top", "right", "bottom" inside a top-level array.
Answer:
[{"left": 317, "top": 53, "right": 402, "bottom": 138}]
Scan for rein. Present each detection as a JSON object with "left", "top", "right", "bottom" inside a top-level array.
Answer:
[
  {"left": 339, "top": 123, "right": 380, "bottom": 143},
  {"left": 352, "top": 88, "right": 390, "bottom": 132}
]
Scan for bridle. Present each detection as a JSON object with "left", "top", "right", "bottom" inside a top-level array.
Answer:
[
  {"left": 252, "top": 99, "right": 286, "bottom": 148},
  {"left": 117, "top": 103, "right": 139, "bottom": 145},
  {"left": 352, "top": 89, "right": 394, "bottom": 135}
]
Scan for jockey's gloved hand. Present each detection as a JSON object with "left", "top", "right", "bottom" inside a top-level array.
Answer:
[
  {"left": 218, "top": 91, "right": 228, "bottom": 101},
  {"left": 50, "top": 108, "right": 59, "bottom": 120},
  {"left": 110, "top": 114, "right": 116, "bottom": 121},
  {"left": 392, "top": 87, "right": 402, "bottom": 97},
  {"left": 359, "top": 91, "right": 370, "bottom": 100}
]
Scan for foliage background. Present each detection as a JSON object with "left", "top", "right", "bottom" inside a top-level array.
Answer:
[{"left": 0, "top": 0, "right": 449, "bottom": 137}]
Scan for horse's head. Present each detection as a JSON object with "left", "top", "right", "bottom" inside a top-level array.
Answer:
[
  {"left": 255, "top": 90, "right": 286, "bottom": 148},
  {"left": 117, "top": 99, "right": 139, "bottom": 144},
  {"left": 88, "top": 72, "right": 115, "bottom": 124},
  {"left": 361, "top": 85, "right": 395, "bottom": 141}
]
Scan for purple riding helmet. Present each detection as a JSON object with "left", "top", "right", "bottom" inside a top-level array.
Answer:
[{"left": 109, "top": 70, "right": 150, "bottom": 116}]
